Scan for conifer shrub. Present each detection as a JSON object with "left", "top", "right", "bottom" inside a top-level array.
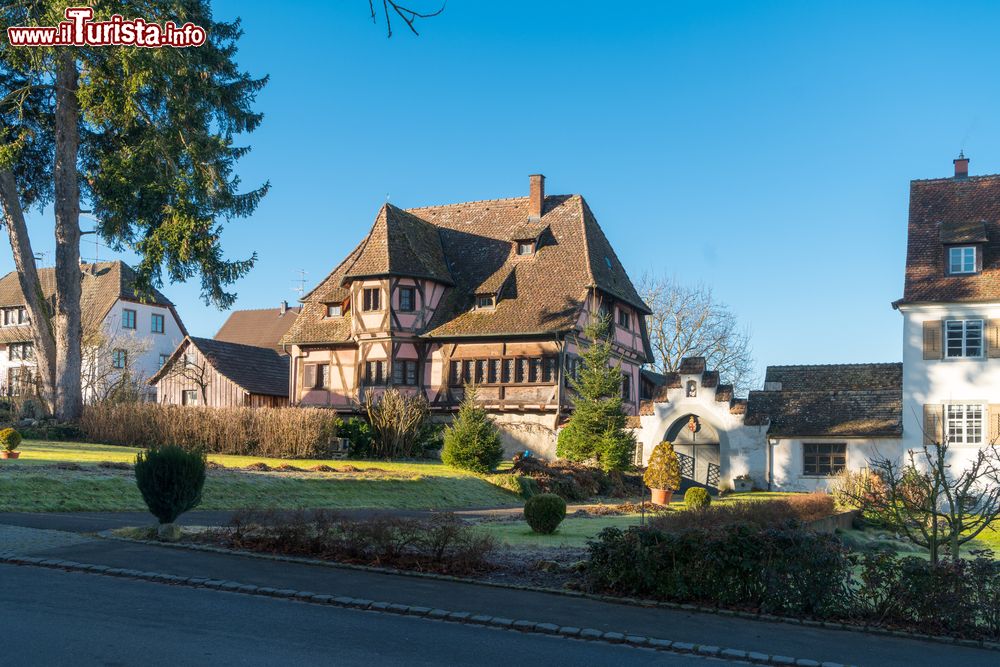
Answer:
[
  {"left": 556, "top": 318, "right": 636, "bottom": 471},
  {"left": 0, "top": 427, "right": 22, "bottom": 451},
  {"left": 684, "top": 486, "right": 711, "bottom": 509},
  {"left": 441, "top": 385, "right": 504, "bottom": 473},
  {"left": 524, "top": 493, "right": 567, "bottom": 534},
  {"left": 134, "top": 445, "right": 207, "bottom": 524},
  {"left": 643, "top": 441, "right": 681, "bottom": 491}
]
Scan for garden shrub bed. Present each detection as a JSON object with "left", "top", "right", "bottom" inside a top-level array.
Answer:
[
  {"left": 80, "top": 404, "right": 341, "bottom": 457},
  {"left": 586, "top": 522, "right": 1000, "bottom": 641},
  {"left": 510, "top": 456, "right": 643, "bottom": 501},
  {"left": 650, "top": 492, "right": 834, "bottom": 532},
  {"left": 199, "top": 509, "right": 497, "bottom": 575}
]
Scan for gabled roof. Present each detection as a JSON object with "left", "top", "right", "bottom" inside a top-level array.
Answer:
[
  {"left": 150, "top": 336, "right": 289, "bottom": 397},
  {"left": 900, "top": 174, "right": 1000, "bottom": 304},
  {"left": 0, "top": 261, "right": 182, "bottom": 343},
  {"left": 746, "top": 362, "right": 903, "bottom": 437},
  {"left": 214, "top": 306, "right": 300, "bottom": 353},
  {"left": 284, "top": 189, "right": 650, "bottom": 346}
]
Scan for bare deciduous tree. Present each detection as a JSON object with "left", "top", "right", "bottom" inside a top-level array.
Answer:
[
  {"left": 836, "top": 437, "right": 1000, "bottom": 565},
  {"left": 161, "top": 348, "right": 212, "bottom": 405},
  {"left": 81, "top": 327, "right": 151, "bottom": 404},
  {"left": 638, "top": 274, "right": 757, "bottom": 395}
]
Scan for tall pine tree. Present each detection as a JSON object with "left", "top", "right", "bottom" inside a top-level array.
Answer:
[
  {"left": 0, "top": 2, "right": 267, "bottom": 418},
  {"left": 557, "top": 317, "right": 636, "bottom": 471}
]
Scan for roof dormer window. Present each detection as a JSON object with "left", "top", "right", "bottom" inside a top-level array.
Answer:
[
  {"left": 326, "top": 304, "right": 343, "bottom": 318},
  {"left": 948, "top": 246, "right": 978, "bottom": 275},
  {"left": 516, "top": 241, "right": 535, "bottom": 256},
  {"left": 476, "top": 294, "right": 496, "bottom": 310}
]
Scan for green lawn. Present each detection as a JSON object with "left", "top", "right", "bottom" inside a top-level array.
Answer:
[{"left": 0, "top": 440, "right": 522, "bottom": 513}]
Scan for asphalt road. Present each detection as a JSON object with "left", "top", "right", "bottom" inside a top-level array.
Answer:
[{"left": 0, "top": 564, "right": 719, "bottom": 666}]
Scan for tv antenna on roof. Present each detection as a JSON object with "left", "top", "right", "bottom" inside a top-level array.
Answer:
[{"left": 292, "top": 269, "right": 307, "bottom": 298}]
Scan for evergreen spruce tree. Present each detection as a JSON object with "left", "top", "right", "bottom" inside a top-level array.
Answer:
[
  {"left": 0, "top": 2, "right": 267, "bottom": 418},
  {"left": 441, "top": 384, "right": 504, "bottom": 473},
  {"left": 557, "top": 317, "right": 636, "bottom": 471}
]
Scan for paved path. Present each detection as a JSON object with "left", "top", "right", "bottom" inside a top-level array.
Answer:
[
  {"left": 7, "top": 531, "right": 993, "bottom": 666},
  {"left": 0, "top": 523, "right": 96, "bottom": 554},
  {"left": 3, "top": 564, "right": 711, "bottom": 666}
]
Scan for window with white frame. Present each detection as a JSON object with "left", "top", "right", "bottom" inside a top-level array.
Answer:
[
  {"left": 945, "top": 319, "right": 984, "bottom": 358},
  {"left": 2, "top": 307, "right": 27, "bottom": 326},
  {"left": 948, "top": 246, "right": 977, "bottom": 275},
  {"left": 946, "top": 404, "right": 983, "bottom": 445}
]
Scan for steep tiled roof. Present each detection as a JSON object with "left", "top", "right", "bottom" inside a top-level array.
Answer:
[
  {"left": 151, "top": 336, "right": 289, "bottom": 397},
  {"left": 746, "top": 362, "right": 903, "bottom": 437},
  {"left": 214, "top": 306, "right": 300, "bottom": 353},
  {"left": 0, "top": 261, "right": 179, "bottom": 343},
  {"left": 343, "top": 205, "right": 453, "bottom": 285},
  {"left": 285, "top": 190, "right": 650, "bottom": 345},
  {"left": 901, "top": 174, "right": 1000, "bottom": 304}
]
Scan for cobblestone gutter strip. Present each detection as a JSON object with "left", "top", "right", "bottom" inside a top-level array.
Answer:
[
  {"left": 101, "top": 533, "right": 1000, "bottom": 653},
  {"left": 0, "top": 552, "right": 849, "bottom": 667}
]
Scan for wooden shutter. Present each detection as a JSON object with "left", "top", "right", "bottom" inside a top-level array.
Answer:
[
  {"left": 987, "top": 320, "right": 1000, "bottom": 358},
  {"left": 304, "top": 364, "right": 316, "bottom": 389},
  {"left": 923, "top": 404, "right": 943, "bottom": 445},
  {"left": 922, "top": 320, "right": 943, "bottom": 360},
  {"left": 990, "top": 405, "right": 1000, "bottom": 446}
]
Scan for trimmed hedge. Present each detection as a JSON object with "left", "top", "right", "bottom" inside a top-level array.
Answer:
[{"left": 524, "top": 493, "right": 567, "bottom": 534}]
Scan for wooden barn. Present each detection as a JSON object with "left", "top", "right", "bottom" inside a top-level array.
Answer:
[{"left": 150, "top": 336, "right": 289, "bottom": 408}]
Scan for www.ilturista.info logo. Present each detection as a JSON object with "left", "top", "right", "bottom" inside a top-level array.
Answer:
[{"left": 6, "top": 7, "right": 206, "bottom": 47}]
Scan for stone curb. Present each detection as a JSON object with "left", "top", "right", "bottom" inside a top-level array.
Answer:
[
  {"left": 0, "top": 552, "right": 850, "bottom": 666},
  {"left": 97, "top": 533, "right": 1000, "bottom": 653}
]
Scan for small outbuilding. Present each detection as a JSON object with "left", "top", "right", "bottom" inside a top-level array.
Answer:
[{"left": 150, "top": 336, "right": 289, "bottom": 408}]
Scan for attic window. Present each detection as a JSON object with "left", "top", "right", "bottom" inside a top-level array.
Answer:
[
  {"left": 476, "top": 294, "right": 496, "bottom": 309},
  {"left": 948, "top": 246, "right": 978, "bottom": 275},
  {"left": 326, "top": 304, "right": 342, "bottom": 318},
  {"left": 516, "top": 241, "right": 535, "bottom": 256}
]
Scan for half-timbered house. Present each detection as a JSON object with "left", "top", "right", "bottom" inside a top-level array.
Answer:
[{"left": 280, "top": 175, "right": 652, "bottom": 457}]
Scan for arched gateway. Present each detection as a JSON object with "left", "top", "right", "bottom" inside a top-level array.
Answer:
[{"left": 633, "top": 357, "right": 767, "bottom": 491}]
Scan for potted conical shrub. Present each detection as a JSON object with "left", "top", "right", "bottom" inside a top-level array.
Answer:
[
  {"left": 0, "top": 427, "right": 21, "bottom": 459},
  {"left": 643, "top": 441, "right": 681, "bottom": 505}
]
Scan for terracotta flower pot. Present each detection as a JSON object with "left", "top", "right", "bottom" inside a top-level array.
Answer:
[
  {"left": 650, "top": 488, "right": 672, "bottom": 506},
  {"left": 1, "top": 450, "right": 20, "bottom": 459}
]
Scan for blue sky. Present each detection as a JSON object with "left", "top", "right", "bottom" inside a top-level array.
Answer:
[{"left": 9, "top": 1, "right": 1000, "bottom": 385}]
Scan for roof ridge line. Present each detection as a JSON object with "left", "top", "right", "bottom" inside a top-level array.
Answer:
[{"left": 405, "top": 193, "right": 575, "bottom": 213}]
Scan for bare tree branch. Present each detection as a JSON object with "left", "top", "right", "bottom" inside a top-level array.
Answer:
[
  {"left": 370, "top": 0, "right": 446, "bottom": 37},
  {"left": 638, "top": 273, "right": 758, "bottom": 395}
]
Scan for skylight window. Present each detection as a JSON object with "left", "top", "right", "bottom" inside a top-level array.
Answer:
[{"left": 605, "top": 256, "right": 612, "bottom": 269}]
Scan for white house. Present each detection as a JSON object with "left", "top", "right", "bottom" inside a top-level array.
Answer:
[
  {"left": 893, "top": 154, "right": 1000, "bottom": 471},
  {"left": 0, "top": 261, "right": 186, "bottom": 402}
]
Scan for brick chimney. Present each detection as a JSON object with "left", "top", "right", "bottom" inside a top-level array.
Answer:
[
  {"left": 528, "top": 174, "right": 545, "bottom": 220},
  {"left": 954, "top": 151, "right": 969, "bottom": 178}
]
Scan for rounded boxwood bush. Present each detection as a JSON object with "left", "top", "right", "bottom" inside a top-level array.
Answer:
[
  {"left": 524, "top": 493, "right": 567, "bottom": 534},
  {"left": 134, "top": 445, "right": 206, "bottom": 524},
  {"left": 684, "top": 486, "right": 711, "bottom": 509},
  {"left": 0, "top": 427, "right": 22, "bottom": 452}
]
